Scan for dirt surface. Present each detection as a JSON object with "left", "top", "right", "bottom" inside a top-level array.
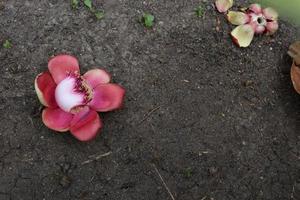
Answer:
[{"left": 0, "top": 0, "right": 300, "bottom": 200}]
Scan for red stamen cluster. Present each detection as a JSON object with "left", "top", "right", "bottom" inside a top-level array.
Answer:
[{"left": 65, "top": 71, "right": 93, "bottom": 106}]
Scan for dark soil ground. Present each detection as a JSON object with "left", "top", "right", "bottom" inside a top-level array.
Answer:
[{"left": 0, "top": 0, "right": 300, "bottom": 199}]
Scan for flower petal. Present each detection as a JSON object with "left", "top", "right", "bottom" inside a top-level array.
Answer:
[
  {"left": 42, "top": 108, "right": 73, "bottom": 132},
  {"left": 215, "top": 0, "right": 233, "bottom": 13},
  {"left": 288, "top": 42, "right": 300, "bottom": 65},
  {"left": 34, "top": 71, "right": 58, "bottom": 108},
  {"left": 70, "top": 106, "right": 90, "bottom": 126},
  {"left": 291, "top": 62, "right": 300, "bottom": 94},
  {"left": 70, "top": 108, "right": 102, "bottom": 141},
  {"left": 231, "top": 24, "right": 255, "bottom": 48},
  {"left": 89, "top": 84, "right": 125, "bottom": 112},
  {"left": 266, "top": 21, "right": 278, "bottom": 35},
  {"left": 227, "top": 11, "right": 249, "bottom": 25},
  {"left": 263, "top": 7, "right": 278, "bottom": 21},
  {"left": 255, "top": 25, "right": 266, "bottom": 34},
  {"left": 248, "top": 4, "right": 262, "bottom": 14},
  {"left": 48, "top": 55, "right": 80, "bottom": 84},
  {"left": 83, "top": 69, "right": 111, "bottom": 88}
]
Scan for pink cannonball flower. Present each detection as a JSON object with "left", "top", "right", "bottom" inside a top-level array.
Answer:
[
  {"left": 35, "top": 55, "right": 125, "bottom": 141},
  {"left": 227, "top": 4, "right": 278, "bottom": 47},
  {"left": 215, "top": 1, "right": 279, "bottom": 47}
]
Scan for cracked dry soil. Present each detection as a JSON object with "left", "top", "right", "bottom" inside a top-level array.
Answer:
[{"left": 0, "top": 0, "right": 299, "bottom": 200}]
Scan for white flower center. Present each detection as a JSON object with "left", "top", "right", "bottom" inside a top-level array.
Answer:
[
  {"left": 251, "top": 13, "right": 266, "bottom": 26},
  {"left": 55, "top": 76, "right": 93, "bottom": 113}
]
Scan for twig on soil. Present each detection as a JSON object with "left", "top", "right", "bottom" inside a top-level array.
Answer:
[
  {"left": 139, "top": 106, "right": 161, "bottom": 124},
  {"left": 81, "top": 151, "right": 112, "bottom": 165},
  {"left": 27, "top": 116, "right": 34, "bottom": 128},
  {"left": 291, "top": 183, "right": 295, "bottom": 199},
  {"left": 215, "top": 17, "right": 221, "bottom": 32},
  {"left": 152, "top": 163, "right": 176, "bottom": 200}
]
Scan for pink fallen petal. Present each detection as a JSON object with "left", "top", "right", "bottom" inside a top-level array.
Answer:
[
  {"left": 48, "top": 55, "right": 80, "bottom": 84},
  {"left": 231, "top": 24, "right": 255, "bottom": 47},
  {"left": 70, "top": 106, "right": 90, "bottom": 126},
  {"left": 83, "top": 69, "right": 111, "bottom": 88},
  {"left": 70, "top": 109, "right": 102, "bottom": 141},
  {"left": 255, "top": 25, "right": 266, "bottom": 34},
  {"left": 215, "top": 0, "right": 233, "bottom": 13},
  {"left": 248, "top": 4, "right": 262, "bottom": 14},
  {"left": 89, "top": 84, "right": 125, "bottom": 112},
  {"left": 227, "top": 11, "right": 249, "bottom": 25},
  {"left": 42, "top": 108, "right": 73, "bottom": 132},
  {"left": 266, "top": 21, "right": 278, "bottom": 35},
  {"left": 263, "top": 7, "right": 278, "bottom": 21},
  {"left": 34, "top": 71, "right": 58, "bottom": 108}
]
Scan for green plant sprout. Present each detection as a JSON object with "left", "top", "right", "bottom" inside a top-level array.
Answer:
[
  {"left": 3, "top": 40, "right": 12, "bottom": 49},
  {"left": 71, "top": 0, "right": 79, "bottom": 9},
  {"left": 71, "top": 0, "right": 104, "bottom": 20},
  {"left": 195, "top": 5, "right": 204, "bottom": 17},
  {"left": 83, "top": 0, "right": 92, "bottom": 9},
  {"left": 142, "top": 13, "right": 155, "bottom": 28}
]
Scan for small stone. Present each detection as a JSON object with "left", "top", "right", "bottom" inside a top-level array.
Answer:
[
  {"left": 243, "top": 80, "right": 254, "bottom": 87},
  {"left": 0, "top": 3, "right": 4, "bottom": 10},
  {"left": 209, "top": 167, "right": 218, "bottom": 175},
  {"left": 60, "top": 175, "right": 72, "bottom": 188}
]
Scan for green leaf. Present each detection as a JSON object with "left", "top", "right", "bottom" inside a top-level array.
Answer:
[
  {"left": 94, "top": 10, "right": 104, "bottom": 20},
  {"left": 142, "top": 13, "right": 154, "bottom": 28},
  {"left": 195, "top": 5, "right": 204, "bottom": 17},
  {"left": 3, "top": 40, "right": 12, "bottom": 49},
  {"left": 71, "top": 0, "right": 79, "bottom": 9},
  {"left": 83, "top": 0, "right": 92, "bottom": 9},
  {"left": 183, "top": 167, "right": 193, "bottom": 178}
]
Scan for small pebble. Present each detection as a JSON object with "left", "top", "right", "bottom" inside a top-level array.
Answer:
[
  {"left": 60, "top": 175, "right": 72, "bottom": 188},
  {"left": 209, "top": 167, "right": 218, "bottom": 175},
  {"left": 243, "top": 80, "right": 254, "bottom": 87}
]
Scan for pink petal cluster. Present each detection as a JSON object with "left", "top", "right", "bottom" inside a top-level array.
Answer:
[
  {"left": 246, "top": 4, "right": 278, "bottom": 35},
  {"left": 35, "top": 55, "right": 125, "bottom": 141},
  {"left": 215, "top": 1, "right": 279, "bottom": 47}
]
